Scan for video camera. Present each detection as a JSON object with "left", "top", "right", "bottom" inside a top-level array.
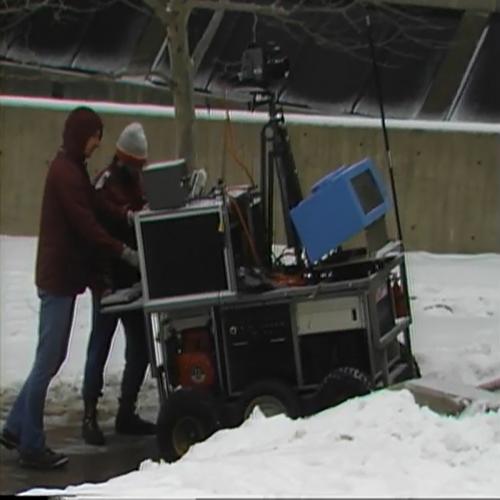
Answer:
[{"left": 238, "top": 41, "right": 290, "bottom": 87}]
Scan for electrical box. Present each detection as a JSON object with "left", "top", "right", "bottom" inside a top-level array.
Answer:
[
  {"left": 295, "top": 296, "right": 365, "bottom": 335},
  {"left": 219, "top": 303, "right": 298, "bottom": 393}
]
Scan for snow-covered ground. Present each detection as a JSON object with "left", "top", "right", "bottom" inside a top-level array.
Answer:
[{"left": 1, "top": 235, "right": 500, "bottom": 497}]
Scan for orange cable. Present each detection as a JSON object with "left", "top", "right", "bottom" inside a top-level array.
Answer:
[{"left": 221, "top": 90, "right": 255, "bottom": 185}]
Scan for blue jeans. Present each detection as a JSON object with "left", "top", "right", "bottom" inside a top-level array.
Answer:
[
  {"left": 82, "top": 292, "right": 149, "bottom": 408},
  {"left": 5, "top": 289, "right": 76, "bottom": 452}
]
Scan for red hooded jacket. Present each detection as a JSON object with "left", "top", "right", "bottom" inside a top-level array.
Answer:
[
  {"left": 92, "top": 157, "right": 146, "bottom": 292},
  {"left": 35, "top": 107, "right": 126, "bottom": 296}
]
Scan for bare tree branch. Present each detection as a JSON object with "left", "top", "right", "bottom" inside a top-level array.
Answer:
[
  {"left": 189, "top": 0, "right": 291, "bottom": 17},
  {"left": 141, "top": 0, "right": 168, "bottom": 23}
]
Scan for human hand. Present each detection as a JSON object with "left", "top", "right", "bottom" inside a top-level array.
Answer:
[
  {"left": 126, "top": 210, "right": 136, "bottom": 227},
  {"left": 121, "top": 246, "right": 139, "bottom": 268}
]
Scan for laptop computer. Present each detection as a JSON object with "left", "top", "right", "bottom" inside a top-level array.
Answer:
[{"left": 142, "top": 159, "right": 189, "bottom": 210}]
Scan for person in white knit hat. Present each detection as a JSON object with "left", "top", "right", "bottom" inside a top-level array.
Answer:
[
  {"left": 81, "top": 122, "right": 155, "bottom": 446},
  {"left": 115, "top": 121, "right": 148, "bottom": 166}
]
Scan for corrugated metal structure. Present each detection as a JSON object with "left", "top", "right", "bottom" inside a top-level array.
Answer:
[{"left": 0, "top": 1, "right": 499, "bottom": 121}]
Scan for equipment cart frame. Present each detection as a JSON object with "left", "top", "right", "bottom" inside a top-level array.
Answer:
[
  {"left": 105, "top": 236, "right": 418, "bottom": 462},
  {"left": 102, "top": 83, "right": 419, "bottom": 462}
]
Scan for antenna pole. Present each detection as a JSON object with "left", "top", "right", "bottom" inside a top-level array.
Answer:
[
  {"left": 365, "top": 8, "right": 418, "bottom": 377},
  {"left": 365, "top": 10, "right": 404, "bottom": 242}
]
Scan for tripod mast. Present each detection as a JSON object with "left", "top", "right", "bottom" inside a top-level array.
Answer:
[{"left": 256, "top": 90, "right": 303, "bottom": 269}]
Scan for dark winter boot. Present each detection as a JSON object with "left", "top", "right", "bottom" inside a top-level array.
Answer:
[
  {"left": 82, "top": 399, "right": 106, "bottom": 446},
  {"left": 0, "top": 428, "right": 19, "bottom": 450},
  {"left": 115, "top": 400, "right": 156, "bottom": 436}
]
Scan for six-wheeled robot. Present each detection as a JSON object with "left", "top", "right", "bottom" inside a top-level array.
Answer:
[{"left": 102, "top": 90, "right": 419, "bottom": 462}]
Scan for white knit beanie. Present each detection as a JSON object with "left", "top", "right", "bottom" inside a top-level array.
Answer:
[{"left": 116, "top": 122, "right": 148, "bottom": 165}]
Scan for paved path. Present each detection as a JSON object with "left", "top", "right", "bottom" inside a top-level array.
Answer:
[{"left": 0, "top": 422, "right": 158, "bottom": 495}]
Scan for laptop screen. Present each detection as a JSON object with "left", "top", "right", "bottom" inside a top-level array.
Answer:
[{"left": 142, "top": 159, "right": 189, "bottom": 210}]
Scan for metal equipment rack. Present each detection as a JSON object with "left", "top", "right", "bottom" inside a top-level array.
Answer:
[
  {"left": 104, "top": 215, "right": 417, "bottom": 462},
  {"left": 137, "top": 240, "right": 411, "bottom": 391},
  {"left": 102, "top": 89, "right": 418, "bottom": 462}
]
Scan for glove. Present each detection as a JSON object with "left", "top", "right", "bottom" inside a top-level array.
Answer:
[
  {"left": 121, "top": 246, "right": 139, "bottom": 268},
  {"left": 126, "top": 210, "right": 136, "bottom": 227}
]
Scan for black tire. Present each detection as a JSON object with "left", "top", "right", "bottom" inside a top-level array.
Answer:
[
  {"left": 218, "top": 400, "right": 243, "bottom": 429},
  {"left": 238, "top": 379, "right": 302, "bottom": 421},
  {"left": 156, "top": 388, "right": 220, "bottom": 462},
  {"left": 312, "top": 366, "right": 372, "bottom": 414}
]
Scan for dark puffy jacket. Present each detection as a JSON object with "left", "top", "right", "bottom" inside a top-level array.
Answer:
[
  {"left": 35, "top": 107, "right": 125, "bottom": 296},
  {"left": 93, "top": 157, "right": 146, "bottom": 292}
]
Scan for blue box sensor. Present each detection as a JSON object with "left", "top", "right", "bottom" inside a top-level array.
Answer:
[{"left": 290, "top": 158, "right": 392, "bottom": 263}]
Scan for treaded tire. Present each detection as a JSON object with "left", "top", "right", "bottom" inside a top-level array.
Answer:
[
  {"left": 217, "top": 400, "right": 242, "bottom": 429},
  {"left": 156, "top": 388, "right": 220, "bottom": 462},
  {"left": 312, "top": 366, "right": 372, "bottom": 414},
  {"left": 238, "top": 379, "right": 302, "bottom": 421}
]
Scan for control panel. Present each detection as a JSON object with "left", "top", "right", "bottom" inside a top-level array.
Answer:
[{"left": 219, "top": 303, "right": 297, "bottom": 393}]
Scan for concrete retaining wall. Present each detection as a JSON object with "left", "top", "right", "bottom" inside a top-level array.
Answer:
[{"left": 0, "top": 97, "right": 498, "bottom": 253}]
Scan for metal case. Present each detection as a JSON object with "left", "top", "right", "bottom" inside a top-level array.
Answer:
[{"left": 135, "top": 200, "right": 237, "bottom": 308}]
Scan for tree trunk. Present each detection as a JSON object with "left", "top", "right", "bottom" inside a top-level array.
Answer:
[{"left": 166, "top": 0, "right": 196, "bottom": 171}]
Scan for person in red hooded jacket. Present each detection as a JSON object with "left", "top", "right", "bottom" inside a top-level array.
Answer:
[
  {"left": 81, "top": 122, "right": 155, "bottom": 446},
  {"left": 0, "top": 106, "right": 138, "bottom": 470}
]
